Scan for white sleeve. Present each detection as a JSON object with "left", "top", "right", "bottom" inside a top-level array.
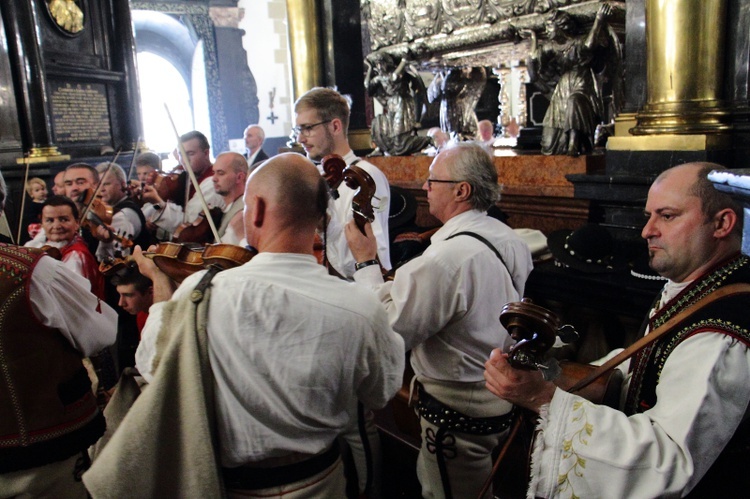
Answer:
[
  {"left": 528, "top": 333, "right": 750, "bottom": 498},
  {"left": 354, "top": 251, "right": 461, "bottom": 350},
  {"left": 135, "top": 271, "right": 205, "bottom": 383},
  {"left": 95, "top": 209, "right": 140, "bottom": 260},
  {"left": 29, "top": 255, "right": 118, "bottom": 357}
]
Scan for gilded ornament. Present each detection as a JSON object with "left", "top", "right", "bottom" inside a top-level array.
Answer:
[{"left": 46, "top": 0, "right": 84, "bottom": 34}]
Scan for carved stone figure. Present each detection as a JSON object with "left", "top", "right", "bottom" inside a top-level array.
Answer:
[
  {"left": 427, "top": 67, "right": 487, "bottom": 141},
  {"left": 522, "top": 3, "right": 622, "bottom": 156},
  {"left": 365, "top": 52, "right": 432, "bottom": 156}
]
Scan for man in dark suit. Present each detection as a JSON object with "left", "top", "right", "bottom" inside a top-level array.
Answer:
[{"left": 244, "top": 124, "right": 269, "bottom": 166}]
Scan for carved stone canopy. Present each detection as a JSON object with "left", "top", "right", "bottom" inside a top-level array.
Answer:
[{"left": 363, "top": 0, "right": 624, "bottom": 71}]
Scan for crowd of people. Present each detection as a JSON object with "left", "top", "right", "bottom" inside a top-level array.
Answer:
[{"left": 3, "top": 85, "right": 749, "bottom": 499}]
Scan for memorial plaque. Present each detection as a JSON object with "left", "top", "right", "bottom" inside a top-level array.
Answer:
[{"left": 50, "top": 81, "right": 112, "bottom": 143}]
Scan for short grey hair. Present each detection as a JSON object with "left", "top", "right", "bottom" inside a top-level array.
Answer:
[
  {"left": 96, "top": 162, "right": 127, "bottom": 185},
  {"left": 446, "top": 142, "right": 500, "bottom": 211}
]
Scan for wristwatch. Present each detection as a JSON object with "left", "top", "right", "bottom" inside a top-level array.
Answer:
[{"left": 355, "top": 259, "right": 379, "bottom": 271}]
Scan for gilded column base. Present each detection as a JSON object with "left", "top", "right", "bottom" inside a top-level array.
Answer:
[
  {"left": 613, "top": 112, "right": 637, "bottom": 137},
  {"left": 631, "top": 100, "right": 732, "bottom": 136},
  {"left": 16, "top": 147, "right": 71, "bottom": 164},
  {"left": 607, "top": 134, "right": 731, "bottom": 152}
]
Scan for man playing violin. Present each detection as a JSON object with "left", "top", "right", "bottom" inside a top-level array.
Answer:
[
  {"left": 125, "top": 153, "right": 404, "bottom": 497},
  {"left": 346, "top": 142, "right": 533, "bottom": 499},
  {"left": 91, "top": 162, "right": 150, "bottom": 261},
  {"left": 140, "top": 130, "right": 225, "bottom": 241},
  {"left": 483, "top": 163, "right": 750, "bottom": 498},
  {"left": 212, "top": 151, "right": 248, "bottom": 245},
  {"left": 0, "top": 171, "right": 118, "bottom": 499},
  {"left": 63, "top": 162, "right": 101, "bottom": 254}
]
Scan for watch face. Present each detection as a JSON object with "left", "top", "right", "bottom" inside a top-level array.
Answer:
[{"left": 46, "top": 0, "right": 85, "bottom": 35}]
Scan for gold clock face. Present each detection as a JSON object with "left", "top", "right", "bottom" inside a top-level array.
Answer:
[{"left": 46, "top": 0, "right": 84, "bottom": 35}]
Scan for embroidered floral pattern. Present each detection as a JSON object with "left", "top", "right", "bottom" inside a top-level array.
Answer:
[{"left": 557, "top": 400, "right": 593, "bottom": 499}]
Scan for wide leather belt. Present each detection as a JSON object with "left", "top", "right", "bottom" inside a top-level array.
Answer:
[
  {"left": 222, "top": 443, "right": 340, "bottom": 490},
  {"left": 417, "top": 383, "right": 515, "bottom": 436}
]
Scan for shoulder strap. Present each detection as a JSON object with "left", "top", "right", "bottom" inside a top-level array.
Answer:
[
  {"left": 568, "top": 282, "right": 750, "bottom": 393},
  {"left": 448, "top": 231, "right": 515, "bottom": 290}
]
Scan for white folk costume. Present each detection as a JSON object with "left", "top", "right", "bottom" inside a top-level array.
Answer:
[
  {"left": 528, "top": 254, "right": 750, "bottom": 498},
  {"left": 321, "top": 150, "right": 391, "bottom": 278},
  {"left": 134, "top": 252, "right": 405, "bottom": 495},
  {"left": 354, "top": 209, "right": 534, "bottom": 499},
  {"left": 144, "top": 169, "right": 225, "bottom": 238}
]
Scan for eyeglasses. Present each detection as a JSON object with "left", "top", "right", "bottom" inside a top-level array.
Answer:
[
  {"left": 426, "top": 178, "right": 463, "bottom": 190},
  {"left": 292, "top": 120, "right": 332, "bottom": 138}
]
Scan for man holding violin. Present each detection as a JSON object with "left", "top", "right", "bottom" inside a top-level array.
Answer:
[
  {"left": 121, "top": 153, "right": 404, "bottom": 497},
  {"left": 92, "top": 162, "right": 150, "bottom": 261},
  {"left": 140, "top": 130, "right": 225, "bottom": 241}
]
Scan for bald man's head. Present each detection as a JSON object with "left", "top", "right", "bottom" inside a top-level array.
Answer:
[{"left": 246, "top": 153, "right": 329, "bottom": 230}]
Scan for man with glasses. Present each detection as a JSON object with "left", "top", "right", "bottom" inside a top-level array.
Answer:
[
  {"left": 293, "top": 87, "right": 392, "bottom": 279},
  {"left": 346, "top": 142, "right": 533, "bottom": 499},
  {"left": 293, "top": 87, "right": 392, "bottom": 498}
]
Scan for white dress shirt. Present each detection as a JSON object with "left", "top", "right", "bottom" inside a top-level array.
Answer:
[
  {"left": 136, "top": 252, "right": 404, "bottom": 466},
  {"left": 354, "top": 209, "right": 533, "bottom": 382},
  {"left": 322, "top": 150, "right": 391, "bottom": 278},
  {"left": 149, "top": 174, "right": 225, "bottom": 236}
]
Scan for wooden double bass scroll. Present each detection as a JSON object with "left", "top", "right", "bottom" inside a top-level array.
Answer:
[{"left": 342, "top": 164, "right": 376, "bottom": 235}]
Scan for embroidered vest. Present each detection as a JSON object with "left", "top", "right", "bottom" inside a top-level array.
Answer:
[
  {"left": 0, "top": 244, "right": 104, "bottom": 473},
  {"left": 625, "top": 254, "right": 750, "bottom": 496},
  {"left": 61, "top": 235, "right": 104, "bottom": 299}
]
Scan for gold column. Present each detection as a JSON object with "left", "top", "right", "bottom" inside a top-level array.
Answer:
[
  {"left": 631, "top": 0, "right": 730, "bottom": 135},
  {"left": 285, "top": 0, "right": 323, "bottom": 101}
]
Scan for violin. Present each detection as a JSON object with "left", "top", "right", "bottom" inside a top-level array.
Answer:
[
  {"left": 100, "top": 242, "right": 256, "bottom": 283},
  {"left": 172, "top": 206, "right": 223, "bottom": 244},
  {"left": 133, "top": 170, "right": 184, "bottom": 207},
  {"left": 78, "top": 190, "right": 134, "bottom": 249}
]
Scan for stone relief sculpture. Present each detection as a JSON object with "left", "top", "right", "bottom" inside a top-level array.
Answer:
[
  {"left": 365, "top": 52, "right": 432, "bottom": 156},
  {"left": 520, "top": 3, "right": 623, "bottom": 155},
  {"left": 427, "top": 67, "right": 487, "bottom": 141}
]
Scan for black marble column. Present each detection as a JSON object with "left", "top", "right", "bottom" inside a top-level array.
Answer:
[
  {"left": 112, "top": 0, "right": 145, "bottom": 148},
  {"left": 0, "top": 0, "right": 56, "bottom": 154}
]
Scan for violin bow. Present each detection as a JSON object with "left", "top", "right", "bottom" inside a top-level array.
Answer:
[
  {"left": 163, "top": 104, "right": 221, "bottom": 243},
  {"left": 126, "top": 137, "right": 142, "bottom": 182},
  {"left": 16, "top": 153, "right": 30, "bottom": 244},
  {"left": 78, "top": 149, "right": 122, "bottom": 225}
]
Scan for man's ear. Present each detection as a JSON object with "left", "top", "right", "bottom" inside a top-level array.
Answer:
[
  {"left": 454, "top": 181, "right": 472, "bottom": 203},
  {"left": 330, "top": 118, "right": 344, "bottom": 136},
  {"left": 713, "top": 208, "right": 737, "bottom": 238},
  {"left": 252, "top": 195, "right": 266, "bottom": 228}
]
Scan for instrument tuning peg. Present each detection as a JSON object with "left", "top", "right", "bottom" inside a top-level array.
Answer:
[
  {"left": 537, "top": 358, "right": 561, "bottom": 381},
  {"left": 557, "top": 324, "right": 579, "bottom": 344}
]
